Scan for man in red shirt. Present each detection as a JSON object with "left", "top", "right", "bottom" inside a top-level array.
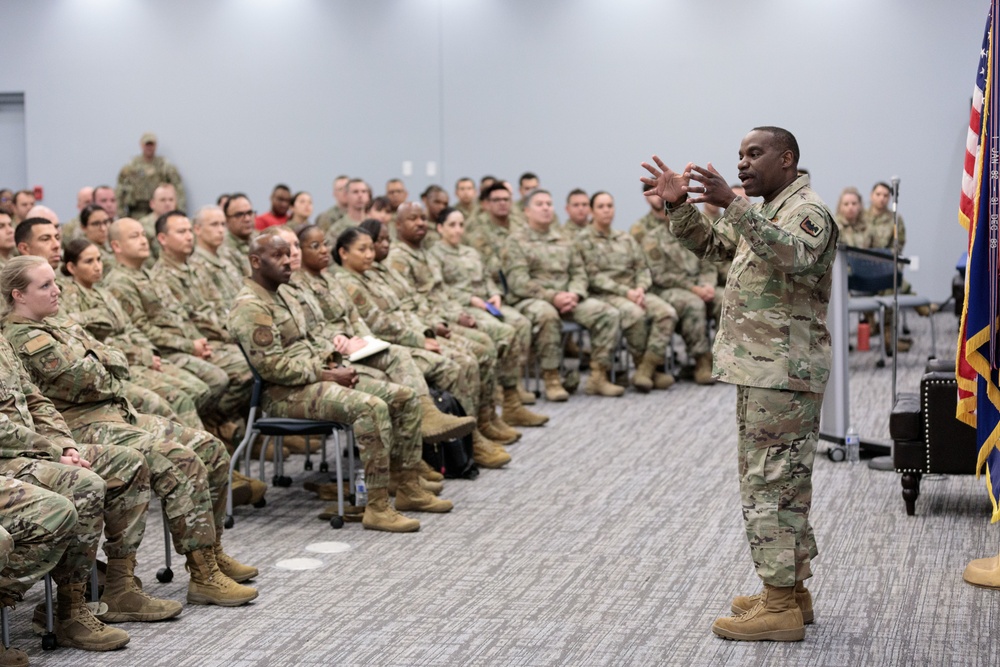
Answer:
[{"left": 254, "top": 184, "right": 292, "bottom": 230}]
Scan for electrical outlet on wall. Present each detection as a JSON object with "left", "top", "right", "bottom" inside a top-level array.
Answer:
[{"left": 909, "top": 255, "right": 920, "bottom": 271}]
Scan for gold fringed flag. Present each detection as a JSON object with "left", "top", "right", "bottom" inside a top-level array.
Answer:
[{"left": 958, "top": 0, "right": 1000, "bottom": 522}]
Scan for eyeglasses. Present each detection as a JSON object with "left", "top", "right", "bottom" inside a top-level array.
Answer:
[
  {"left": 488, "top": 197, "right": 511, "bottom": 203},
  {"left": 228, "top": 210, "right": 255, "bottom": 219}
]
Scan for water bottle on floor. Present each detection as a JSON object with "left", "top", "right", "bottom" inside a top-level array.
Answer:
[
  {"left": 846, "top": 426, "right": 860, "bottom": 464},
  {"left": 354, "top": 469, "right": 367, "bottom": 507}
]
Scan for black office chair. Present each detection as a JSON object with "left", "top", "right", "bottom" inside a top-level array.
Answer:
[{"left": 227, "top": 343, "right": 353, "bottom": 529}]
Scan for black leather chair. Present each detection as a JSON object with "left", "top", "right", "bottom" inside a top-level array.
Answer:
[{"left": 891, "top": 359, "right": 980, "bottom": 515}]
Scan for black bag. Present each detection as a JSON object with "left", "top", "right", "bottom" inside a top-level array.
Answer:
[{"left": 423, "top": 389, "right": 478, "bottom": 480}]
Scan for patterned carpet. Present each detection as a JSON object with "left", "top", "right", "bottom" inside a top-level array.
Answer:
[{"left": 8, "top": 311, "right": 999, "bottom": 666}]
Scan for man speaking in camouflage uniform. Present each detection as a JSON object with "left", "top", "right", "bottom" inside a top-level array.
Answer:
[{"left": 642, "top": 126, "right": 837, "bottom": 642}]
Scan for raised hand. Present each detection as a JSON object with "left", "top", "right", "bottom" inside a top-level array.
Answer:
[
  {"left": 686, "top": 163, "right": 738, "bottom": 208},
  {"left": 640, "top": 156, "right": 693, "bottom": 204}
]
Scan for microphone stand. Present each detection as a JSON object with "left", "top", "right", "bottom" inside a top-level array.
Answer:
[{"left": 891, "top": 180, "right": 900, "bottom": 400}]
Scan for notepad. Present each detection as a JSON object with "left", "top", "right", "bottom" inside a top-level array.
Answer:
[{"left": 347, "top": 336, "right": 391, "bottom": 362}]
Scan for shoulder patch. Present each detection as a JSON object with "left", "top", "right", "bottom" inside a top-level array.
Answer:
[
  {"left": 23, "top": 333, "right": 55, "bottom": 355},
  {"left": 252, "top": 313, "right": 273, "bottom": 327},
  {"left": 799, "top": 217, "right": 821, "bottom": 237},
  {"left": 252, "top": 326, "right": 274, "bottom": 347}
]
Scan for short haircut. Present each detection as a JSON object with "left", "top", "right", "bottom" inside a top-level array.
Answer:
[
  {"left": 566, "top": 188, "right": 588, "bottom": 203},
  {"left": 385, "top": 178, "right": 403, "bottom": 187},
  {"left": 519, "top": 172, "right": 539, "bottom": 186},
  {"left": 155, "top": 209, "right": 187, "bottom": 236},
  {"left": 370, "top": 196, "right": 392, "bottom": 212},
  {"left": 347, "top": 178, "right": 367, "bottom": 189},
  {"left": 193, "top": 205, "right": 223, "bottom": 227},
  {"left": 436, "top": 206, "right": 459, "bottom": 225},
  {"left": 92, "top": 185, "right": 114, "bottom": 199},
  {"left": 480, "top": 182, "right": 509, "bottom": 202},
  {"left": 248, "top": 227, "right": 285, "bottom": 258},
  {"left": 522, "top": 188, "right": 551, "bottom": 208},
  {"left": 751, "top": 126, "right": 800, "bottom": 165},
  {"left": 421, "top": 184, "right": 445, "bottom": 199},
  {"left": 272, "top": 183, "right": 291, "bottom": 194},
  {"left": 216, "top": 193, "right": 230, "bottom": 206},
  {"left": 224, "top": 193, "right": 250, "bottom": 216},
  {"left": 479, "top": 175, "right": 497, "bottom": 188},
  {"left": 14, "top": 217, "right": 54, "bottom": 246},
  {"left": 13, "top": 190, "right": 33, "bottom": 206},
  {"left": 61, "top": 238, "right": 97, "bottom": 276},
  {"left": 455, "top": 177, "right": 475, "bottom": 189}
]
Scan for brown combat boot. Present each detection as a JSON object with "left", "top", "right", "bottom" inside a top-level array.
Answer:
[
  {"left": 501, "top": 387, "right": 549, "bottom": 427},
  {"left": 418, "top": 459, "right": 445, "bottom": 482},
  {"left": 632, "top": 354, "right": 656, "bottom": 393},
  {"left": 472, "top": 429, "right": 511, "bottom": 468},
  {"left": 418, "top": 395, "right": 477, "bottom": 443},
  {"left": 731, "top": 581, "right": 813, "bottom": 624},
  {"left": 542, "top": 369, "right": 569, "bottom": 402},
  {"left": 229, "top": 470, "right": 257, "bottom": 507},
  {"left": 185, "top": 548, "right": 258, "bottom": 606},
  {"left": 711, "top": 584, "right": 805, "bottom": 642},
  {"left": 55, "top": 582, "right": 131, "bottom": 651},
  {"left": 214, "top": 539, "right": 258, "bottom": 584},
  {"left": 362, "top": 488, "right": 421, "bottom": 532},
  {"left": 694, "top": 352, "right": 716, "bottom": 385},
  {"left": 478, "top": 406, "right": 520, "bottom": 444},
  {"left": 0, "top": 643, "right": 28, "bottom": 667},
  {"left": 393, "top": 470, "right": 454, "bottom": 513},
  {"left": 516, "top": 379, "right": 537, "bottom": 405},
  {"left": 388, "top": 472, "right": 443, "bottom": 496},
  {"left": 99, "top": 554, "right": 182, "bottom": 623},
  {"left": 584, "top": 363, "right": 625, "bottom": 397}
]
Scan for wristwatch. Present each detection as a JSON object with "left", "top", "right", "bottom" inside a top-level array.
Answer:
[{"left": 663, "top": 194, "right": 688, "bottom": 212}]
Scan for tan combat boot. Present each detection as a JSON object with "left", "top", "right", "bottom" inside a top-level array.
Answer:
[
  {"left": 478, "top": 406, "right": 520, "bottom": 444},
  {"left": 0, "top": 643, "right": 28, "bottom": 666},
  {"left": 653, "top": 368, "right": 675, "bottom": 390},
  {"left": 516, "top": 379, "right": 537, "bottom": 405},
  {"left": 99, "top": 554, "right": 182, "bottom": 623},
  {"left": 542, "top": 369, "right": 569, "bottom": 402},
  {"left": 55, "top": 582, "right": 131, "bottom": 651},
  {"left": 185, "top": 548, "right": 258, "bottom": 606},
  {"left": 711, "top": 584, "right": 805, "bottom": 642},
  {"left": 393, "top": 470, "right": 454, "bottom": 513},
  {"left": 418, "top": 395, "right": 477, "bottom": 443},
  {"left": 632, "top": 354, "right": 656, "bottom": 393},
  {"left": 362, "top": 488, "right": 421, "bottom": 532},
  {"left": 501, "top": 386, "right": 549, "bottom": 427},
  {"left": 693, "top": 352, "right": 716, "bottom": 385},
  {"left": 584, "top": 363, "right": 625, "bottom": 397},
  {"left": 388, "top": 472, "right": 443, "bottom": 496},
  {"left": 229, "top": 470, "right": 255, "bottom": 507},
  {"left": 963, "top": 551, "right": 1000, "bottom": 588},
  {"left": 214, "top": 539, "right": 258, "bottom": 584},
  {"left": 418, "top": 459, "right": 445, "bottom": 482},
  {"left": 731, "top": 581, "right": 813, "bottom": 624},
  {"left": 472, "top": 429, "right": 511, "bottom": 468}
]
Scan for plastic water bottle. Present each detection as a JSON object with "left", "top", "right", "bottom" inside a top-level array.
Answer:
[
  {"left": 845, "top": 426, "right": 860, "bottom": 464},
  {"left": 353, "top": 469, "right": 367, "bottom": 507}
]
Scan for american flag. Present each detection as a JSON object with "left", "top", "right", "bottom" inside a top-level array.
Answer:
[{"left": 958, "top": 0, "right": 1000, "bottom": 523}]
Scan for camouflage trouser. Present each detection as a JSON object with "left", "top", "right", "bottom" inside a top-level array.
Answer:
[
  {"left": 122, "top": 379, "right": 181, "bottom": 424},
  {"left": 359, "top": 344, "right": 430, "bottom": 395},
  {"left": 132, "top": 364, "right": 208, "bottom": 429},
  {"left": 736, "top": 386, "right": 821, "bottom": 587},
  {"left": 513, "top": 297, "right": 621, "bottom": 369},
  {"left": 597, "top": 293, "right": 676, "bottom": 359},
  {"left": 165, "top": 352, "right": 229, "bottom": 413},
  {"left": 263, "top": 379, "right": 402, "bottom": 492},
  {"left": 410, "top": 347, "right": 479, "bottom": 414},
  {"left": 203, "top": 342, "right": 254, "bottom": 420},
  {"left": 654, "top": 288, "right": 711, "bottom": 357},
  {"left": 72, "top": 415, "right": 227, "bottom": 555},
  {"left": 447, "top": 329, "right": 497, "bottom": 412},
  {"left": 468, "top": 308, "right": 525, "bottom": 388},
  {"left": 0, "top": 459, "right": 104, "bottom": 586},
  {"left": 0, "top": 476, "right": 77, "bottom": 596}
]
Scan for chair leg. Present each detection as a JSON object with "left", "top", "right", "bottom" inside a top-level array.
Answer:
[
  {"left": 41, "top": 574, "right": 55, "bottom": 650},
  {"left": 228, "top": 425, "right": 259, "bottom": 524},
  {"left": 1, "top": 604, "right": 9, "bottom": 649},
  {"left": 901, "top": 472, "right": 921, "bottom": 516},
  {"left": 157, "top": 509, "right": 174, "bottom": 583}
]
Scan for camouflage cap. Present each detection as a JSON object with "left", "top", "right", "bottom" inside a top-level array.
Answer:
[{"left": 140, "top": 132, "right": 157, "bottom": 145}]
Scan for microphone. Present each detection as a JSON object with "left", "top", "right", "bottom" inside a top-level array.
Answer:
[{"left": 890, "top": 176, "right": 900, "bottom": 198}]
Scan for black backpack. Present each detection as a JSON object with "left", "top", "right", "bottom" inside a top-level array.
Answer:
[{"left": 424, "top": 389, "right": 479, "bottom": 480}]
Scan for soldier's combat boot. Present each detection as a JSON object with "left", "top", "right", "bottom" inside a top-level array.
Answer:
[
  {"left": 711, "top": 584, "right": 805, "bottom": 642},
  {"left": 229, "top": 470, "right": 254, "bottom": 507},
  {"left": 584, "top": 363, "right": 626, "bottom": 397},
  {"left": 731, "top": 581, "right": 813, "bottom": 624},
  {"left": 99, "top": 554, "right": 183, "bottom": 623},
  {"left": 56, "top": 582, "right": 131, "bottom": 651},
  {"left": 185, "top": 548, "right": 258, "bottom": 606},
  {"left": 694, "top": 352, "right": 716, "bottom": 385},
  {"left": 516, "top": 379, "right": 537, "bottom": 405},
  {"left": 472, "top": 429, "right": 511, "bottom": 468},
  {"left": 542, "top": 369, "right": 569, "bottom": 402},
  {"left": 963, "top": 550, "right": 1000, "bottom": 588},
  {"left": 418, "top": 395, "right": 476, "bottom": 443},
  {"left": 0, "top": 643, "right": 28, "bottom": 667},
  {"left": 214, "top": 539, "right": 258, "bottom": 583},
  {"left": 478, "top": 406, "right": 520, "bottom": 444},
  {"left": 418, "top": 459, "right": 445, "bottom": 482},
  {"left": 632, "top": 354, "right": 655, "bottom": 393},
  {"left": 388, "top": 471, "right": 443, "bottom": 496},
  {"left": 362, "top": 488, "right": 421, "bottom": 532},
  {"left": 501, "top": 386, "right": 549, "bottom": 427},
  {"left": 393, "top": 470, "right": 454, "bottom": 513}
]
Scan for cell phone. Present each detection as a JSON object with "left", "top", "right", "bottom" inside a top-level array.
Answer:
[{"left": 484, "top": 303, "right": 504, "bottom": 320}]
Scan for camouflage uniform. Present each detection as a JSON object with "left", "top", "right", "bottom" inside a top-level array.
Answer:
[
  {"left": 189, "top": 245, "right": 244, "bottom": 306},
  {"left": 503, "top": 224, "right": 621, "bottom": 369},
  {"left": 61, "top": 218, "right": 82, "bottom": 250},
  {"left": 315, "top": 205, "right": 345, "bottom": 234},
  {"left": 629, "top": 212, "right": 660, "bottom": 246},
  {"left": 228, "top": 279, "right": 424, "bottom": 489},
  {"left": 2, "top": 316, "right": 228, "bottom": 555},
  {"left": 0, "top": 335, "right": 150, "bottom": 579},
  {"left": 387, "top": 243, "right": 501, "bottom": 401},
  {"left": 557, "top": 220, "right": 590, "bottom": 239},
  {"left": 669, "top": 174, "right": 837, "bottom": 587},
  {"left": 431, "top": 240, "right": 532, "bottom": 386},
  {"left": 223, "top": 233, "right": 251, "bottom": 278},
  {"left": 115, "top": 155, "right": 186, "bottom": 219},
  {"left": 463, "top": 215, "right": 515, "bottom": 292},
  {"left": 324, "top": 215, "right": 366, "bottom": 254},
  {"left": 642, "top": 216, "right": 719, "bottom": 358},
  {"left": 862, "top": 208, "right": 905, "bottom": 252},
  {"left": 576, "top": 226, "right": 677, "bottom": 360},
  {"left": 836, "top": 215, "right": 870, "bottom": 248},
  {"left": 60, "top": 280, "right": 210, "bottom": 428}
]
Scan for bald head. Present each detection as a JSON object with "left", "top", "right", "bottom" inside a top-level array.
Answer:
[
  {"left": 77, "top": 187, "right": 94, "bottom": 211},
  {"left": 26, "top": 205, "right": 59, "bottom": 226},
  {"left": 248, "top": 230, "right": 293, "bottom": 290},
  {"left": 108, "top": 218, "right": 149, "bottom": 268}
]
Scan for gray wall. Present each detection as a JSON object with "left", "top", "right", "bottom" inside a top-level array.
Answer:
[{"left": 0, "top": 0, "right": 986, "bottom": 297}]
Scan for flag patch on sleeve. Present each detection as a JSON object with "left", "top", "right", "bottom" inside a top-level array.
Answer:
[{"left": 799, "top": 218, "right": 821, "bottom": 237}]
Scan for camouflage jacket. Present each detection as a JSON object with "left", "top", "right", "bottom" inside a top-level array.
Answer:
[
  {"left": 115, "top": 155, "right": 186, "bottom": 217},
  {"left": 429, "top": 241, "right": 501, "bottom": 306},
  {"left": 669, "top": 174, "right": 837, "bottom": 393},
  {"left": 288, "top": 270, "right": 372, "bottom": 339},
  {"left": 335, "top": 265, "right": 430, "bottom": 349},
  {"left": 463, "top": 216, "right": 515, "bottom": 293},
  {"left": 104, "top": 264, "right": 202, "bottom": 355},
  {"left": 2, "top": 314, "right": 136, "bottom": 427},
  {"left": 387, "top": 243, "right": 464, "bottom": 326},
  {"left": 836, "top": 216, "right": 870, "bottom": 249},
  {"left": 152, "top": 254, "right": 231, "bottom": 343},
  {"left": 228, "top": 279, "right": 338, "bottom": 387},
  {"left": 60, "top": 281, "right": 159, "bottom": 368},
  {"left": 315, "top": 205, "right": 345, "bottom": 234},
  {"left": 223, "top": 233, "right": 251, "bottom": 277},
  {"left": 189, "top": 245, "right": 244, "bottom": 306},
  {"left": 642, "top": 216, "right": 718, "bottom": 291},
  {"left": 861, "top": 208, "right": 905, "bottom": 252},
  {"left": 629, "top": 212, "right": 660, "bottom": 246},
  {"left": 575, "top": 226, "right": 651, "bottom": 296},
  {"left": 503, "top": 223, "right": 589, "bottom": 304},
  {"left": 0, "top": 334, "right": 72, "bottom": 462}
]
